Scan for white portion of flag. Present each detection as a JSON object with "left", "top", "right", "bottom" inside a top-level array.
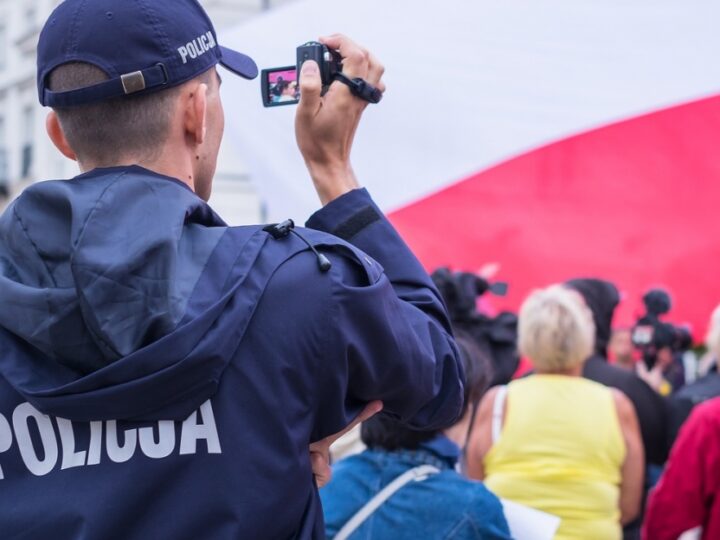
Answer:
[{"left": 219, "top": 0, "right": 720, "bottom": 223}]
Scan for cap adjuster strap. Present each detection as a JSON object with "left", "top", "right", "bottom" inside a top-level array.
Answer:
[
  {"left": 43, "top": 63, "right": 169, "bottom": 107},
  {"left": 121, "top": 71, "right": 146, "bottom": 94}
]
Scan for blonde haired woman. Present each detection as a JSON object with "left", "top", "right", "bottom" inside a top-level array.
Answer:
[{"left": 467, "top": 285, "right": 644, "bottom": 540}]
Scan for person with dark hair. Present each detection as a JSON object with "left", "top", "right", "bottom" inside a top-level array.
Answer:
[
  {"left": 273, "top": 75, "right": 286, "bottom": 93},
  {"left": 565, "top": 279, "right": 667, "bottom": 540},
  {"left": 320, "top": 336, "right": 512, "bottom": 540},
  {"left": 610, "top": 328, "right": 636, "bottom": 371},
  {"left": 565, "top": 278, "right": 669, "bottom": 467},
  {"left": 270, "top": 76, "right": 289, "bottom": 102},
  {"left": 0, "top": 1, "right": 465, "bottom": 539},
  {"left": 430, "top": 268, "right": 519, "bottom": 387}
]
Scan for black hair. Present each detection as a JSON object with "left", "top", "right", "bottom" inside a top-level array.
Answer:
[{"left": 565, "top": 278, "right": 620, "bottom": 358}]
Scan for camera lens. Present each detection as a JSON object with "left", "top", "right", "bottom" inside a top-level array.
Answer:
[{"left": 303, "top": 52, "right": 309, "bottom": 59}]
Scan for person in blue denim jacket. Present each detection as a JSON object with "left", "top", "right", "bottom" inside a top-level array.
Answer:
[{"left": 321, "top": 336, "right": 512, "bottom": 540}]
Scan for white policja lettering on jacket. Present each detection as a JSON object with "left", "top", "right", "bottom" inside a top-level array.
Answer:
[
  {"left": 0, "top": 400, "right": 221, "bottom": 479},
  {"left": 177, "top": 31, "right": 217, "bottom": 64}
]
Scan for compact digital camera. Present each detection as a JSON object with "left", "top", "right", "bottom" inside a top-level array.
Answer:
[{"left": 261, "top": 41, "right": 342, "bottom": 107}]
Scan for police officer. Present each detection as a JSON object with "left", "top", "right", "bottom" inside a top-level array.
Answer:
[{"left": 0, "top": 1, "right": 464, "bottom": 538}]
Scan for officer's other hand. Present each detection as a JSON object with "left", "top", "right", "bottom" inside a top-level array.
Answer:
[
  {"left": 309, "top": 400, "right": 383, "bottom": 487},
  {"left": 296, "top": 34, "right": 386, "bottom": 206}
]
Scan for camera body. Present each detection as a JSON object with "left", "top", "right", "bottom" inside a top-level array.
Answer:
[
  {"left": 296, "top": 41, "right": 342, "bottom": 88},
  {"left": 631, "top": 288, "right": 692, "bottom": 368},
  {"left": 261, "top": 41, "right": 343, "bottom": 107}
]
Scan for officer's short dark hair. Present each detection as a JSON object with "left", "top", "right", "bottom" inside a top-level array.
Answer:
[
  {"left": 48, "top": 62, "right": 183, "bottom": 165},
  {"left": 360, "top": 335, "right": 494, "bottom": 451}
]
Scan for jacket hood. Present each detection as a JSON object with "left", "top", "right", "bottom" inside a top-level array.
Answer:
[
  {"left": 565, "top": 277, "right": 620, "bottom": 358},
  {"left": 0, "top": 166, "right": 264, "bottom": 421}
]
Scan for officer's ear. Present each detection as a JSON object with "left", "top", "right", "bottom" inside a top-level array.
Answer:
[
  {"left": 183, "top": 81, "right": 208, "bottom": 146},
  {"left": 46, "top": 111, "right": 77, "bottom": 161}
]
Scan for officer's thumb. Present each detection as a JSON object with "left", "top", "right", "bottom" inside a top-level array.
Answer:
[{"left": 298, "top": 60, "right": 322, "bottom": 115}]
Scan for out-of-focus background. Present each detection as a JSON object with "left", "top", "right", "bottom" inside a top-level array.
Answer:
[{"left": 2, "top": 0, "right": 720, "bottom": 340}]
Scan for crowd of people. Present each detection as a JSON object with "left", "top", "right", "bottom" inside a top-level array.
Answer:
[
  {"left": 268, "top": 74, "right": 301, "bottom": 104},
  {"left": 321, "top": 277, "right": 720, "bottom": 540}
]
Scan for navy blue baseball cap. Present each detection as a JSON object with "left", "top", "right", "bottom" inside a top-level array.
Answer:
[{"left": 37, "top": 0, "right": 258, "bottom": 108}]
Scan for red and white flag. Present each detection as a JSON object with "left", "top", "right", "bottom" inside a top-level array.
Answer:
[{"left": 220, "top": 0, "right": 720, "bottom": 338}]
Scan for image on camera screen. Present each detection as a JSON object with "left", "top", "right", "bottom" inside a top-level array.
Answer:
[{"left": 266, "top": 68, "right": 300, "bottom": 105}]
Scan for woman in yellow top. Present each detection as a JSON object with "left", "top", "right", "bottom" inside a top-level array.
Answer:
[{"left": 467, "top": 285, "right": 644, "bottom": 540}]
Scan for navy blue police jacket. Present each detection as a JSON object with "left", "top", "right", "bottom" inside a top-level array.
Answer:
[{"left": 0, "top": 166, "right": 464, "bottom": 539}]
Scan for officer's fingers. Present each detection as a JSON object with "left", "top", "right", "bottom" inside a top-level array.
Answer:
[
  {"left": 319, "top": 34, "right": 370, "bottom": 79},
  {"left": 310, "top": 450, "right": 332, "bottom": 487},
  {"left": 366, "top": 53, "right": 386, "bottom": 94},
  {"left": 297, "top": 60, "right": 322, "bottom": 120}
]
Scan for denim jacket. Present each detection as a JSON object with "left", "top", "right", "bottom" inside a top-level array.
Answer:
[{"left": 320, "top": 435, "right": 512, "bottom": 540}]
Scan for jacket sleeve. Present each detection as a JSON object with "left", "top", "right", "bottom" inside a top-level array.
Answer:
[
  {"left": 642, "top": 400, "right": 720, "bottom": 540},
  {"left": 305, "top": 189, "right": 465, "bottom": 440}
]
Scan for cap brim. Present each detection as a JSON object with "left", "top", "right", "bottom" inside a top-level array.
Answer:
[{"left": 219, "top": 46, "right": 258, "bottom": 80}]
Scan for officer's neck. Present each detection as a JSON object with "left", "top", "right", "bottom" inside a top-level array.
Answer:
[{"left": 79, "top": 149, "right": 198, "bottom": 195}]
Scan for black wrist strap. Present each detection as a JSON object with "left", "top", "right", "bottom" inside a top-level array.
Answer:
[{"left": 333, "top": 72, "right": 383, "bottom": 104}]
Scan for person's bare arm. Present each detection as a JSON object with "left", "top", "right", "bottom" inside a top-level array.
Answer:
[
  {"left": 309, "top": 401, "right": 382, "bottom": 487},
  {"left": 612, "top": 389, "right": 645, "bottom": 525},
  {"left": 297, "top": 35, "right": 464, "bottom": 483},
  {"left": 465, "top": 386, "right": 502, "bottom": 480}
]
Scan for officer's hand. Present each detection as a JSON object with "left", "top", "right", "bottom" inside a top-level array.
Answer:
[
  {"left": 309, "top": 400, "right": 383, "bottom": 487},
  {"left": 296, "top": 34, "right": 386, "bottom": 206}
]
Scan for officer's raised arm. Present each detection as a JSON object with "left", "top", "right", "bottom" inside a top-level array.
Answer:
[
  {"left": 294, "top": 34, "right": 465, "bottom": 440},
  {"left": 0, "top": 1, "right": 463, "bottom": 533}
]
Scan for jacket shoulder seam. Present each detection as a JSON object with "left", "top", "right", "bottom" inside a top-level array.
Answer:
[{"left": 11, "top": 202, "right": 58, "bottom": 287}]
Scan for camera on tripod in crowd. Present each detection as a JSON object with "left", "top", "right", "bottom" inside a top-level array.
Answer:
[
  {"left": 431, "top": 268, "right": 518, "bottom": 386},
  {"left": 632, "top": 288, "right": 693, "bottom": 368}
]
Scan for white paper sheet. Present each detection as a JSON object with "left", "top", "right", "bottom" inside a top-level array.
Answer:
[{"left": 500, "top": 499, "right": 561, "bottom": 540}]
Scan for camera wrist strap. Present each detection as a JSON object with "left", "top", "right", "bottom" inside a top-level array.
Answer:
[{"left": 333, "top": 72, "right": 383, "bottom": 104}]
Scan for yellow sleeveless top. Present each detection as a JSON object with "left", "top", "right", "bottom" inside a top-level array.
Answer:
[{"left": 484, "top": 375, "right": 625, "bottom": 540}]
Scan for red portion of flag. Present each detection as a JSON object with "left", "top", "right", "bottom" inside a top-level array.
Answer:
[{"left": 390, "top": 95, "right": 720, "bottom": 340}]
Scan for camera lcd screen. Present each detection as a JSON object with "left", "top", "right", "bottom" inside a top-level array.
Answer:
[{"left": 261, "top": 67, "right": 300, "bottom": 107}]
